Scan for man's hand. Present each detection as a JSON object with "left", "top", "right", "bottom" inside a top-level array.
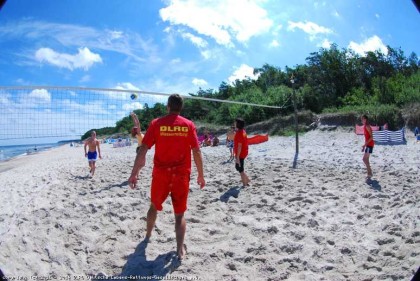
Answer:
[
  {"left": 197, "top": 175, "right": 205, "bottom": 189},
  {"left": 128, "top": 174, "right": 138, "bottom": 189}
]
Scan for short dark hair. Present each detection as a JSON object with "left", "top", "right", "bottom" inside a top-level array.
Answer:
[
  {"left": 168, "top": 94, "right": 183, "bottom": 112},
  {"left": 362, "top": 115, "right": 368, "bottom": 120},
  {"left": 235, "top": 118, "right": 245, "bottom": 129}
]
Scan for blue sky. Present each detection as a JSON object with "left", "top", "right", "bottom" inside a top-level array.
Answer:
[
  {"left": 0, "top": 0, "right": 419, "bottom": 145},
  {"left": 1, "top": 0, "right": 419, "bottom": 93}
]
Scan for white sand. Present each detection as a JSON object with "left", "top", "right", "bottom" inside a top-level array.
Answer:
[{"left": 0, "top": 129, "right": 419, "bottom": 280}]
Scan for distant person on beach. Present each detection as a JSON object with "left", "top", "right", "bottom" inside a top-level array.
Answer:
[
  {"left": 128, "top": 94, "right": 205, "bottom": 261},
  {"left": 361, "top": 115, "right": 374, "bottom": 180},
  {"left": 234, "top": 118, "right": 250, "bottom": 187},
  {"left": 130, "top": 112, "right": 144, "bottom": 153},
  {"left": 202, "top": 131, "right": 212, "bottom": 147},
  {"left": 212, "top": 135, "right": 219, "bottom": 146},
  {"left": 226, "top": 126, "right": 235, "bottom": 161},
  {"left": 84, "top": 130, "right": 102, "bottom": 177}
]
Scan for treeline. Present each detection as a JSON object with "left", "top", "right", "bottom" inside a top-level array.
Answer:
[{"left": 84, "top": 44, "right": 419, "bottom": 139}]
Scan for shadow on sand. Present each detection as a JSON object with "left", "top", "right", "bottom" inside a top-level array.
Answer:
[
  {"left": 220, "top": 186, "right": 242, "bottom": 203},
  {"left": 366, "top": 179, "right": 382, "bottom": 191},
  {"left": 292, "top": 152, "right": 299, "bottom": 169},
  {"left": 90, "top": 238, "right": 180, "bottom": 280}
]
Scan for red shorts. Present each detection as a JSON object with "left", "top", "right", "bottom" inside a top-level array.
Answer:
[{"left": 151, "top": 167, "right": 190, "bottom": 214}]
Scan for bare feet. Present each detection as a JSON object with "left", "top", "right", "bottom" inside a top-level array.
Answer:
[{"left": 177, "top": 244, "right": 187, "bottom": 260}]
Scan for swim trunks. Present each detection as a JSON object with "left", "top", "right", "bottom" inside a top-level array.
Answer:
[
  {"left": 235, "top": 158, "right": 245, "bottom": 173},
  {"left": 87, "top": 151, "right": 97, "bottom": 161},
  {"left": 151, "top": 168, "right": 190, "bottom": 214},
  {"left": 228, "top": 140, "right": 234, "bottom": 148},
  {"left": 364, "top": 146, "right": 373, "bottom": 154}
]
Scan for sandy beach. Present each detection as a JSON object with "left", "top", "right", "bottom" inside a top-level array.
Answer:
[{"left": 0, "top": 128, "right": 419, "bottom": 280}]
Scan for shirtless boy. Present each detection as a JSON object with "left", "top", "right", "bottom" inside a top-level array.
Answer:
[
  {"left": 226, "top": 126, "right": 235, "bottom": 161},
  {"left": 84, "top": 130, "right": 102, "bottom": 177}
]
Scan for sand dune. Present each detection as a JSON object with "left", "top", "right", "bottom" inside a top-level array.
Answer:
[{"left": 0, "top": 129, "right": 419, "bottom": 280}]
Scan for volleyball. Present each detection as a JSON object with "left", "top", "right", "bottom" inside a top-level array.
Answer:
[{"left": 130, "top": 93, "right": 138, "bottom": 100}]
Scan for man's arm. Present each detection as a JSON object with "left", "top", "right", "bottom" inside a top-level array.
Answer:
[
  {"left": 128, "top": 144, "right": 149, "bottom": 189},
  {"left": 84, "top": 141, "right": 88, "bottom": 156},
  {"left": 236, "top": 143, "right": 242, "bottom": 163},
  {"left": 192, "top": 147, "right": 205, "bottom": 189},
  {"left": 96, "top": 141, "right": 102, "bottom": 159},
  {"left": 130, "top": 112, "right": 141, "bottom": 130}
]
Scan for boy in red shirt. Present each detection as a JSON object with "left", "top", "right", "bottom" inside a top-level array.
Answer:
[
  {"left": 361, "top": 115, "right": 375, "bottom": 179},
  {"left": 234, "top": 118, "right": 250, "bottom": 187},
  {"left": 128, "top": 94, "right": 205, "bottom": 260}
]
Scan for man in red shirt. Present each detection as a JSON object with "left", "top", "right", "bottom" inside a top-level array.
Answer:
[
  {"left": 361, "top": 115, "right": 374, "bottom": 180},
  {"left": 234, "top": 118, "right": 250, "bottom": 187},
  {"left": 128, "top": 94, "right": 205, "bottom": 260}
]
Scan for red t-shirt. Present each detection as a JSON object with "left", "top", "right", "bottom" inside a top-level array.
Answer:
[
  {"left": 234, "top": 129, "right": 248, "bottom": 159},
  {"left": 364, "top": 125, "right": 375, "bottom": 147},
  {"left": 142, "top": 113, "right": 199, "bottom": 173}
]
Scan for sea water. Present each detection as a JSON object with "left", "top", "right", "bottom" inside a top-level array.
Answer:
[{"left": 0, "top": 143, "right": 62, "bottom": 162}]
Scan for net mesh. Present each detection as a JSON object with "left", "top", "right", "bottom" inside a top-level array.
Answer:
[{"left": 0, "top": 86, "right": 286, "bottom": 144}]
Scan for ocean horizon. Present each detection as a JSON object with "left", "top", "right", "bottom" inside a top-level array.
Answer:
[{"left": 0, "top": 143, "right": 67, "bottom": 162}]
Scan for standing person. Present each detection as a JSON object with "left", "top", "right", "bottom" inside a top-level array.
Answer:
[
  {"left": 128, "top": 94, "right": 206, "bottom": 261},
  {"left": 234, "top": 118, "right": 250, "bottom": 187},
  {"left": 361, "top": 115, "right": 374, "bottom": 179},
  {"left": 130, "top": 112, "right": 144, "bottom": 153},
  {"left": 226, "top": 126, "right": 235, "bottom": 161},
  {"left": 84, "top": 130, "right": 102, "bottom": 177}
]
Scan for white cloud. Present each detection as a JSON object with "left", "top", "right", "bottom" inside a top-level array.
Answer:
[
  {"left": 192, "top": 78, "right": 208, "bottom": 87},
  {"left": 115, "top": 82, "right": 167, "bottom": 107},
  {"left": 332, "top": 10, "right": 340, "bottom": 18},
  {"left": 115, "top": 82, "right": 140, "bottom": 91},
  {"left": 112, "top": 82, "right": 141, "bottom": 100},
  {"left": 269, "top": 39, "right": 280, "bottom": 48},
  {"left": 272, "top": 24, "right": 283, "bottom": 36},
  {"left": 200, "top": 50, "right": 212, "bottom": 59},
  {"left": 160, "top": 0, "right": 273, "bottom": 46},
  {"left": 171, "top": 58, "right": 182, "bottom": 64},
  {"left": 181, "top": 32, "right": 208, "bottom": 48},
  {"left": 35, "top": 47, "right": 102, "bottom": 71},
  {"left": 123, "top": 102, "right": 143, "bottom": 111},
  {"left": 228, "top": 64, "right": 259, "bottom": 84},
  {"left": 318, "top": 39, "right": 332, "bottom": 49},
  {"left": 287, "top": 21, "right": 333, "bottom": 41},
  {"left": 1, "top": 20, "right": 156, "bottom": 65},
  {"left": 108, "top": 30, "right": 124, "bottom": 40},
  {"left": 348, "top": 35, "right": 388, "bottom": 56},
  {"left": 80, "top": 75, "right": 91, "bottom": 83},
  {"left": 27, "top": 89, "right": 51, "bottom": 103}
]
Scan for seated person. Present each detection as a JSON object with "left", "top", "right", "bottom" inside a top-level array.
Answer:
[
  {"left": 203, "top": 133, "right": 212, "bottom": 147},
  {"left": 212, "top": 136, "right": 219, "bottom": 146}
]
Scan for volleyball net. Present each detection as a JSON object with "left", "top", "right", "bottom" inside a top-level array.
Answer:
[{"left": 0, "top": 86, "right": 290, "bottom": 145}]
